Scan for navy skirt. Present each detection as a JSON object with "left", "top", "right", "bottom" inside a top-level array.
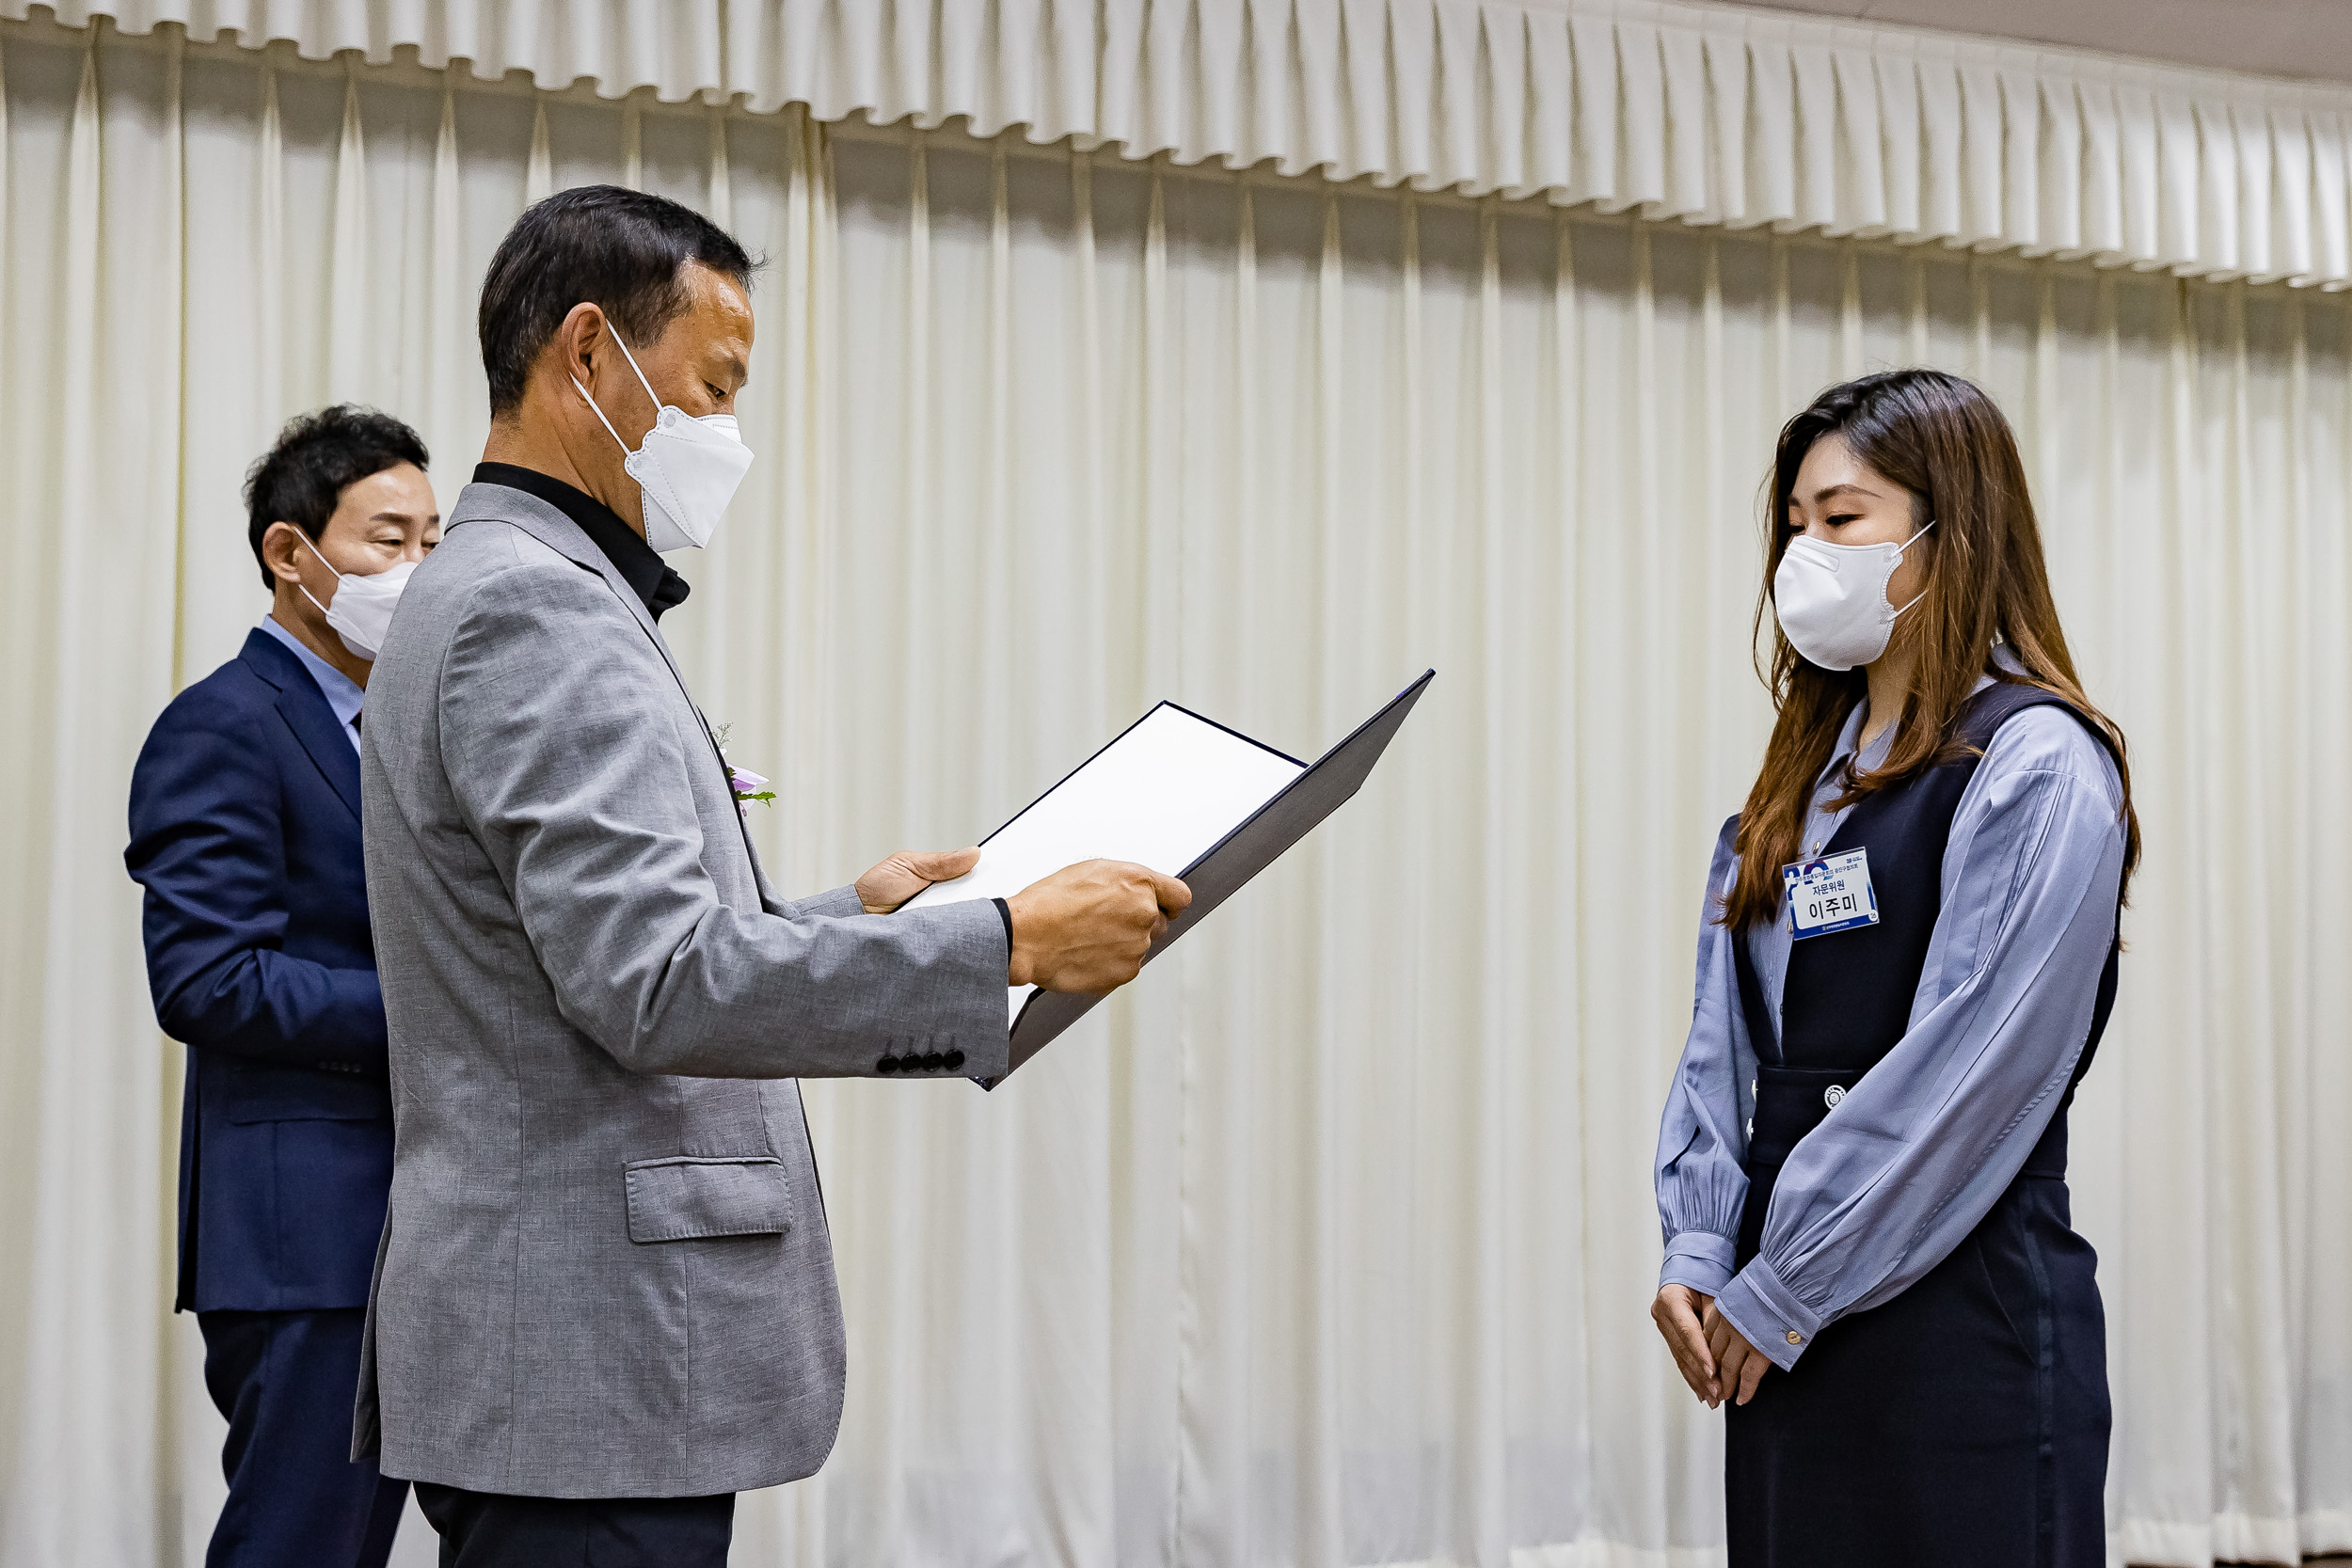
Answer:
[{"left": 1724, "top": 1175, "right": 2110, "bottom": 1568}]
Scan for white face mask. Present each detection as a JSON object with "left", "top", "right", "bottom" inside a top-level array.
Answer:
[
  {"left": 293, "top": 534, "right": 417, "bottom": 662},
  {"left": 1772, "top": 520, "right": 1935, "bottom": 672},
  {"left": 573, "top": 326, "right": 754, "bottom": 553}
]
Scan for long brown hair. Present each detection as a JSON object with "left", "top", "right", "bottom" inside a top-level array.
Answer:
[{"left": 1718, "top": 369, "right": 2139, "bottom": 931}]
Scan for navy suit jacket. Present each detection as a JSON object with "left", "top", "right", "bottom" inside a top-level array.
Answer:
[{"left": 126, "top": 627, "right": 392, "bottom": 1312}]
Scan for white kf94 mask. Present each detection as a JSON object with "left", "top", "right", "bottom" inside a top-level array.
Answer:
[
  {"left": 294, "top": 534, "right": 416, "bottom": 662},
  {"left": 1772, "top": 520, "right": 1934, "bottom": 672},
  {"left": 574, "top": 325, "right": 754, "bottom": 553}
]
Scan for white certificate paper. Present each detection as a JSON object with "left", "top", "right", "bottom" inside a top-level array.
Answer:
[{"left": 898, "top": 705, "right": 1309, "bottom": 1022}]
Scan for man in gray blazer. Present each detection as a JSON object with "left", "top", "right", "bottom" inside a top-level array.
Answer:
[{"left": 354, "top": 185, "right": 1187, "bottom": 1564}]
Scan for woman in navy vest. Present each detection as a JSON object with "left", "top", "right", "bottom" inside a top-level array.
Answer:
[{"left": 1649, "top": 369, "right": 2138, "bottom": 1567}]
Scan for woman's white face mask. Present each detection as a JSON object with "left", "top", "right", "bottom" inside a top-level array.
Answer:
[
  {"left": 294, "top": 534, "right": 416, "bottom": 662},
  {"left": 1772, "top": 520, "right": 1935, "bottom": 672},
  {"left": 573, "top": 325, "right": 754, "bottom": 553}
]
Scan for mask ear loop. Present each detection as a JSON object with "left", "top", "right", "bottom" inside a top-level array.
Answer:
[
  {"left": 573, "top": 372, "right": 632, "bottom": 453},
  {"left": 572, "top": 322, "right": 666, "bottom": 453},
  {"left": 604, "top": 324, "right": 663, "bottom": 409},
  {"left": 289, "top": 531, "right": 340, "bottom": 621},
  {"left": 1888, "top": 519, "right": 1936, "bottom": 619}
]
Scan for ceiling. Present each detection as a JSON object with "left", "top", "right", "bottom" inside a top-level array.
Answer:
[{"left": 1730, "top": 0, "right": 2352, "bottom": 87}]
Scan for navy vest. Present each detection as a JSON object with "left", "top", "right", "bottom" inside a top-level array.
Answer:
[{"left": 1730, "top": 680, "right": 2122, "bottom": 1266}]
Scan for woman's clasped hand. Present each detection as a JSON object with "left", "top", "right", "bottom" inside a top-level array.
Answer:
[{"left": 1651, "top": 1284, "right": 1772, "bottom": 1409}]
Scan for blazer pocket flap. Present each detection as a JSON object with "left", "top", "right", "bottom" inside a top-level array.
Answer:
[{"left": 623, "top": 1156, "right": 792, "bottom": 1243}]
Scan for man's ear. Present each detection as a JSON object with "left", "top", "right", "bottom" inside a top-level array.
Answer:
[
  {"left": 550, "top": 302, "right": 608, "bottom": 390},
  {"left": 261, "top": 520, "right": 306, "bottom": 584}
]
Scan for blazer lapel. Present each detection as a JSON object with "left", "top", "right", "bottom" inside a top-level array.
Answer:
[
  {"left": 457, "top": 485, "right": 688, "bottom": 690},
  {"left": 456, "top": 484, "right": 769, "bottom": 882},
  {"left": 239, "top": 629, "right": 363, "bottom": 821}
]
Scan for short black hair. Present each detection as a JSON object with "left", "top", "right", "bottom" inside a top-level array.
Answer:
[
  {"left": 478, "top": 185, "right": 757, "bottom": 417},
  {"left": 244, "top": 405, "right": 430, "bottom": 590}
]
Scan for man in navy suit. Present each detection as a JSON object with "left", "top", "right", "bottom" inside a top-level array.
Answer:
[{"left": 127, "top": 405, "right": 439, "bottom": 1568}]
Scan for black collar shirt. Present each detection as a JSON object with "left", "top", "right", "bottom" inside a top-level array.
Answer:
[{"left": 473, "top": 463, "right": 691, "bottom": 621}]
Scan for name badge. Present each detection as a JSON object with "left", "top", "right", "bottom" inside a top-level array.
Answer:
[{"left": 1784, "top": 847, "right": 1879, "bottom": 940}]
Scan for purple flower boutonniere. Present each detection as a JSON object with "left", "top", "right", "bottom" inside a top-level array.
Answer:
[{"left": 710, "top": 723, "right": 775, "bottom": 818}]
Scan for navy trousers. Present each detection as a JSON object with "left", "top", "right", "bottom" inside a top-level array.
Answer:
[
  {"left": 199, "top": 1307, "right": 408, "bottom": 1568},
  {"left": 413, "top": 1485, "right": 735, "bottom": 1567}
]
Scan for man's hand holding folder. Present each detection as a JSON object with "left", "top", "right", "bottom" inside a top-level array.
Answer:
[
  {"left": 857, "top": 847, "right": 1193, "bottom": 996},
  {"left": 1006, "top": 861, "right": 1194, "bottom": 992}
]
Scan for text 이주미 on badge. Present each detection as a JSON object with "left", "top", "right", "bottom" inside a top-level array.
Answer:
[{"left": 1783, "top": 847, "right": 1880, "bottom": 940}]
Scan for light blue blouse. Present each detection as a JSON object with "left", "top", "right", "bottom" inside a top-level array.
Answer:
[{"left": 1653, "top": 669, "right": 2126, "bottom": 1370}]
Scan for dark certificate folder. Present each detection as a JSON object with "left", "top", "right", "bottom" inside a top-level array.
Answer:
[{"left": 916, "top": 671, "right": 1433, "bottom": 1088}]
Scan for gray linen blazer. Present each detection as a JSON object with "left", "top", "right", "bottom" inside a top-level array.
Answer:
[{"left": 351, "top": 482, "right": 1009, "bottom": 1497}]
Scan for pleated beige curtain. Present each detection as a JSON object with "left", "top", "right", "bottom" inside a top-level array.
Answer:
[
  {"left": 15, "top": 0, "right": 2352, "bottom": 293},
  {"left": 0, "top": 19, "right": 2346, "bottom": 1568}
]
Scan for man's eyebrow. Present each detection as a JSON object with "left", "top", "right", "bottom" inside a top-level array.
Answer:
[{"left": 369, "top": 510, "right": 441, "bottom": 525}]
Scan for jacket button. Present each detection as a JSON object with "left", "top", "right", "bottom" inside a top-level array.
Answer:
[
  {"left": 1823, "top": 1085, "right": 1845, "bottom": 1108},
  {"left": 1786, "top": 1330, "right": 1804, "bottom": 1345},
  {"left": 877, "top": 1056, "right": 900, "bottom": 1074},
  {"left": 920, "top": 1052, "right": 944, "bottom": 1071},
  {"left": 946, "top": 1050, "right": 966, "bottom": 1070}
]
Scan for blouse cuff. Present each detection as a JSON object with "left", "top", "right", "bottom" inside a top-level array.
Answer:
[
  {"left": 1659, "top": 1231, "right": 1737, "bottom": 1297},
  {"left": 1714, "top": 1256, "right": 1823, "bottom": 1371}
]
